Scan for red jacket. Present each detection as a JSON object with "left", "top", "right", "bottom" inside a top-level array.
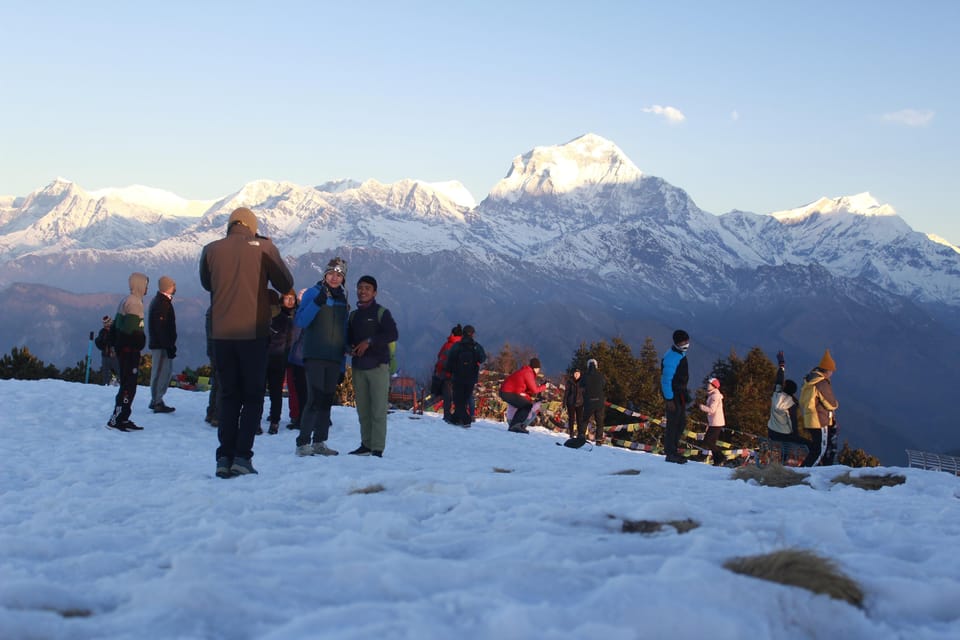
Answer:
[
  {"left": 500, "top": 365, "right": 546, "bottom": 399},
  {"left": 434, "top": 334, "right": 462, "bottom": 378}
]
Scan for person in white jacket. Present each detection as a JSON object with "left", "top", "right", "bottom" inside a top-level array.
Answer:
[{"left": 699, "top": 377, "right": 725, "bottom": 466}]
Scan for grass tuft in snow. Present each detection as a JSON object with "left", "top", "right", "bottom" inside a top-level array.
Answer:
[{"left": 724, "top": 549, "right": 864, "bottom": 608}]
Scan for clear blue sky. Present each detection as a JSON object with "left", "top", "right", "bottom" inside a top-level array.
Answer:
[{"left": 2, "top": 0, "right": 958, "bottom": 244}]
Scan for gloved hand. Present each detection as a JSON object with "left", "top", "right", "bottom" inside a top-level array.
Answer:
[
  {"left": 313, "top": 289, "right": 327, "bottom": 307},
  {"left": 167, "top": 347, "right": 177, "bottom": 359},
  {"left": 665, "top": 399, "right": 676, "bottom": 413},
  {"left": 777, "top": 350, "right": 785, "bottom": 367}
]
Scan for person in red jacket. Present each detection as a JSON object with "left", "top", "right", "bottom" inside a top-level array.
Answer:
[
  {"left": 432, "top": 324, "right": 462, "bottom": 422},
  {"left": 499, "top": 358, "right": 547, "bottom": 433}
]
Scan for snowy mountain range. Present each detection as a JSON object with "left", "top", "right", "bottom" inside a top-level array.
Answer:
[
  {"left": 2, "top": 133, "right": 958, "bottom": 305},
  {"left": 2, "top": 133, "right": 960, "bottom": 462}
]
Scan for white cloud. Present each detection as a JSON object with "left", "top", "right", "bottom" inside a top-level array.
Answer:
[
  {"left": 881, "top": 109, "right": 934, "bottom": 127},
  {"left": 731, "top": 110, "right": 740, "bottom": 122},
  {"left": 642, "top": 104, "right": 686, "bottom": 124}
]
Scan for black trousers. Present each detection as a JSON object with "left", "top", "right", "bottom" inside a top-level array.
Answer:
[
  {"left": 702, "top": 426, "right": 724, "bottom": 465},
  {"left": 442, "top": 378, "right": 455, "bottom": 420},
  {"left": 214, "top": 337, "right": 268, "bottom": 462},
  {"left": 499, "top": 391, "right": 533, "bottom": 426},
  {"left": 451, "top": 379, "right": 475, "bottom": 424},
  {"left": 265, "top": 355, "right": 286, "bottom": 423},
  {"left": 110, "top": 348, "right": 140, "bottom": 424},
  {"left": 566, "top": 404, "right": 584, "bottom": 438},
  {"left": 584, "top": 404, "right": 604, "bottom": 442},
  {"left": 664, "top": 402, "right": 686, "bottom": 457},
  {"left": 297, "top": 359, "right": 339, "bottom": 446}
]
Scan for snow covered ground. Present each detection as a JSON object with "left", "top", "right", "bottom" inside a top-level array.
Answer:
[{"left": 1, "top": 379, "right": 958, "bottom": 640}]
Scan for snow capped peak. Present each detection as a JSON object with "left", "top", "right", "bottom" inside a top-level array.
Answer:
[
  {"left": 928, "top": 234, "right": 960, "bottom": 253},
  {"left": 488, "top": 133, "right": 643, "bottom": 201},
  {"left": 32, "top": 177, "right": 80, "bottom": 198},
  {"left": 87, "top": 185, "right": 214, "bottom": 218},
  {"left": 771, "top": 192, "right": 896, "bottom": 222},
  {"left": 315, "top": 179, "right": 362, "bottom": 194},
  {"left": 416, "top": 180, "right": 476, "bottom": 209}
]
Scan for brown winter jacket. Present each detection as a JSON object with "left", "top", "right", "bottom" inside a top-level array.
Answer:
[
  {"left": 800, "top": 370, "right": 838, "bottom": 430},
  {"left": 199, "top": 225, "right": 294, "bottom": 340}
]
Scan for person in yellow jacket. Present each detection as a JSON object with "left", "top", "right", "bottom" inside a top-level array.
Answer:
[{"left": 799, "top": 349, "right": 839, "bottom": 467}]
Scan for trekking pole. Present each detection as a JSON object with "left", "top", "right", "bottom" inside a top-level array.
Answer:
[{"left": 84, "top": 330, "right": 94, "bottom": 384}]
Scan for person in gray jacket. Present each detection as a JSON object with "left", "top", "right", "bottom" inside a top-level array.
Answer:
[
  {"left": 200, "top": 207, "right": 294, "bottom": 478},
  {"left": 293, "top": 257, "right": 349, "bottom": 457}
]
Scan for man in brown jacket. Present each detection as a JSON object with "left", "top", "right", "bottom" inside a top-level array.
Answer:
[{"left": 200, "top": 207, "right": 294, "bottom": 478}]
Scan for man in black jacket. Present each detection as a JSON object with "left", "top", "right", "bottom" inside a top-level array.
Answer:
[
  {"left": 148, "top": 276, "right": 178, "bottom": 413},
  {"left": 346, "top": 275, "right": 398, "bottom": 457},
  {"left": 444, "top": 324, "right": 486, "bottom": 427},
  {"left": 563, "top": 368, "right": 584, "bottom": 439},
  {"left": 581, "top": 359, "right": 606, "bottom": 446}
]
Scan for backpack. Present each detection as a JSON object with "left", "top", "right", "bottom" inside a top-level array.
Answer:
[
  {"left": 453, "top": 343, "right": 478, "bottom": 379},
  {"left": 349, "top": 306, "right": 397, "bottom": 374}
]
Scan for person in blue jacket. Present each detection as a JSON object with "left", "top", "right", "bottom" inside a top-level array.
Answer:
[
  {"left": 293, "top": 257, "right": 349, "bottom": 457},
  {"left": 660, "top": 329, "right": 690, "bottom": 464}
]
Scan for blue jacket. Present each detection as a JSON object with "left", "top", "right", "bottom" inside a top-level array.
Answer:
[
  {"left": 295, "top": 284, "right": 349, "bottom": 365},
  {"left": 660, "top": 347, "right": 689, "bottom": 402}
]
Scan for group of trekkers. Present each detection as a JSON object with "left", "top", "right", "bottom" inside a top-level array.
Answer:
[
  {"left": 99, "top": 206, "right": 840, "bottom": 474},
  {"left": 432, "top": 326, "right": 840, "bottom": 467},
  {"left": 101, "top": 207, "right": 398, "bottom": 479}
]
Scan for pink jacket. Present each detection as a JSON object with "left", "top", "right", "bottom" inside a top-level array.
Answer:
[{"left": 699, "top": 387, "right": 725, "bottom": 427}]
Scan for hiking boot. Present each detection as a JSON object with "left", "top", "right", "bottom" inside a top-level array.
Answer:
[
  {"left": 230, "top": 458, "right": 258, "bottom": 475},
  {"left": 205, "top": 414, "right": 219, "bottom": 427},
  {"left": 296, "top": 444, "right": 315, "bottom": 457},
  {"left": 312, "top": 441, "right": 339, "bottom": 456},
  {"left": 153, "top": 402, "right": 175, "bottom": 413},
  {"left": 286, "top": 421, "right": 299, "bottom": 430},
  {"left": 349, "top": 445, "right": 372, "bottom": 456},
  {"left": 372, "top": 450, "right": 383, "bottom": 458},
  {"left": 216, "top": 457, "right": 232, "bottom": 478},
  {"left": 255, "top": 425, "right": 264, "bottom": 435},
  {"left": 508, "top": 424, "right": 529, "bottom": 434},
  {"left": 106, "top": 421, "right": 130, "bottom": 432},
  {"left": 268, "top": 422, "right": 280, "bottom": 435},
  {"left": 665, "top": 455, "right": 688, "bottom": 465},
  {"left": 121, "top": 420, "right": 143, "bottom": 431}
]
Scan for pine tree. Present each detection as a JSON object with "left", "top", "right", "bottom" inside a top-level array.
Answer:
[
  {"left": 0, "top": 347, "right": 59, "bottom": 380},
  {"left": 636, "top": 337, "right": 661, "bottom": 415},
  {"left": 703, "top": 347, "right": 775, "bottom": 448},
  {"left": 838, "top": 441, "right": 880, "bottom": 467},
  {"left": 487, "top": 343, "right": 516, "bottom": 374}
]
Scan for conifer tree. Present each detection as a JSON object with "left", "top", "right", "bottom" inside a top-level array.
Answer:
[
  {"left": 488, "top": 343, "right": 516, "bottom": 374},
  {"left": 636, "top": 337, "right": 662, "bottom": 414},
  {"left": 0, "top": 347, "right": 59, "bottom": 380},
  {"left": 838, "top": 441, "right": 880, "bottom": 467},
  {"left": 704, "top": 347, "right": 775, "bottom": 448}
]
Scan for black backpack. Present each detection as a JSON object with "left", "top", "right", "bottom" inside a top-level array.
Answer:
[{"left": 454, "top": 343, "right": 478, "bottom": 379}]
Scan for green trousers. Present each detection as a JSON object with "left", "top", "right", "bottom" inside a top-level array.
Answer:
[{"left": 353, "top": 364, "right": 390, "bottom": 452}]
